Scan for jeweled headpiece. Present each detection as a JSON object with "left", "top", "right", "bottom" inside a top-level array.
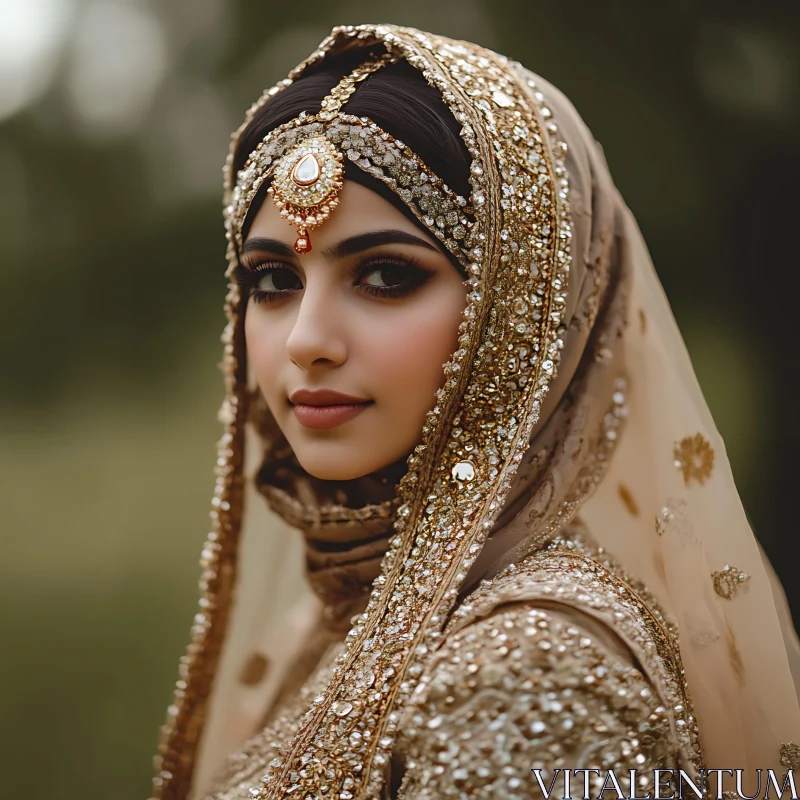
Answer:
[
  {"left": 227, "top": 53, "right": 474, "bottom": 259},
  {"left": 268, "top": 135, "right": 343, "bottom": 253}
]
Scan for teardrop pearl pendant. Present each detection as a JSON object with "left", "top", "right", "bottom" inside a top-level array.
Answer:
[{"left": 291, "top": 153, "right": 321, "bottom": 186}]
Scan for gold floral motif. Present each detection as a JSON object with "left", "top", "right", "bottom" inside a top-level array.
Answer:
[
  {"left": 673, "top": 433, "right": 715, "bottom": 486},
  {"left": 712, "top": 565, "right": 751, "bottom": 600},
  {"left": 655, "top": 498, "right": 692, "bottom": 540},
  {"left": 780, "top": 741, "right": 800, "bottom": 770}
]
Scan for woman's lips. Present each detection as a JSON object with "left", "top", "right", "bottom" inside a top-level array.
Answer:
[{"left": 291, "top": 402, "right": 372, "bottom": 430}]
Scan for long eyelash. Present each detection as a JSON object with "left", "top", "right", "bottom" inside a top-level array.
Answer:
[
  {"left": 233, "top": 261, "right": 296, "bottom": 305},
  {"left": 233, "top": 254, "right": 434, "bottom": 305},
  {"left": 353, "top": 255, "right": 432, "bottom": 299},
  {"left": 232, "top": 263, "right": 255, "bottom": 287}
]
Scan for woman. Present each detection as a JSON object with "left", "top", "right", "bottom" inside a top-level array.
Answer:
[{"left": 150, "top": 24, "right": 800, "bottom": 800}]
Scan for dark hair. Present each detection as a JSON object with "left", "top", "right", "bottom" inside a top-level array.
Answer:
[{"left": 233, "top": 57, "right": 472, "bottom": 274}]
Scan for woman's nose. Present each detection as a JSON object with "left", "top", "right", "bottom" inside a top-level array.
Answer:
[{"left": 285, "top": 284, "right": 348, "bottom": 370}]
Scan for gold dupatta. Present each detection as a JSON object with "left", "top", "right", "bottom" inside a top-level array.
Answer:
[{"left": 154, "top": 26, "right": 575, "bottom": 798}]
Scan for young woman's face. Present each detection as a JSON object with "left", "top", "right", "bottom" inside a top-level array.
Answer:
[{"left": 239, "top": 180, "right": 467, "bottom": 481}]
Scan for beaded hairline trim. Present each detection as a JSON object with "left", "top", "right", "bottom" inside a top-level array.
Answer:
[{"left": 226, "top": 55, "right": 474, "bottom": 262}]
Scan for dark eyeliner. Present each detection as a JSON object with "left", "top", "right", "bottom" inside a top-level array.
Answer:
[
  {"left": 236, "top": 253, "right": 435, "bottom": 304},
  {"left": 352, "top": 255, "right": 434, "bottom": 299},
  {"left": 234, "top": 260, "right": 301, "bottom": 304}
]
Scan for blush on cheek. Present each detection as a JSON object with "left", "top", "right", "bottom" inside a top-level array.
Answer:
[
  {"left": 367, "top": 309, "right": 462, "bottom": 411},
  {"left": 244, "top": 312, "right": 289, "bottom": 420}
]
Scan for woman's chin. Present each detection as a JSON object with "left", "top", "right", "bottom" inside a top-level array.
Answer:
[{"left": 293, "top": 448, "right": 392, "bottom": 483}]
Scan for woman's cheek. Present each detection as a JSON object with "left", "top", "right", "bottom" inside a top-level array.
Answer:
[
  {"left": 245, "top": 313, "right": 284, "bottom": 411},
  {"left": 368, "top": 309, "right": 461, "bottom": 412}
]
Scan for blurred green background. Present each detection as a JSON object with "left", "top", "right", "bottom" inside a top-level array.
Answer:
[{"left": 2, "top": 1, "right": 799, "bottom": 796}]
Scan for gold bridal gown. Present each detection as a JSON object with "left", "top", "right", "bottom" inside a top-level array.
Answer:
[{"left": 149, "top": 24, "right": 800, "bottom": 800}]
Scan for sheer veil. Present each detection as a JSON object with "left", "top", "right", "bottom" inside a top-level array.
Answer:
[
  {"left": 190, "top": 392, "right": 314, "bottom": 794},
  {"left": 536, "top": 69, "right": 800, "bottom": 773},
  {"left": 580, "top": 191, "right": 800, "bottom": 771},
  {"left": 150, "top": 26, "right": 800, "bottom": 799}
]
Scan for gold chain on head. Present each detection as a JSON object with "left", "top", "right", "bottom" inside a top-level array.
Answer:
[{"left": 267, "top": 54, "right": 397, "bottom": 253}]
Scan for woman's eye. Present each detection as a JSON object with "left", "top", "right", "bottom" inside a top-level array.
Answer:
[
  {"left": 256, "top": 267, "right": 302, "bottom": 292},
  {"left": 353, "top": 258, "right": 434, "bottom": 299},
  {"left": 235, "top": 256, "right": 433, "bottom": 305},
  {"left": 360, "top": 264, "right": 409, "bottom": 288}
]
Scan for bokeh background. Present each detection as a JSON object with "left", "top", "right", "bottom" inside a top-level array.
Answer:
[{"left": 2, "top": 1, "right": 799, "bottom": 796}]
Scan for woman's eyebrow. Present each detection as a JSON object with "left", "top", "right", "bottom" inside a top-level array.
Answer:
[
  {"left": 322, "top": 230, "right": 439, "bottom": 259},
  {"left": 242, "top": 237, "right": 296, "bottom": 258},
  {"left": 241, "top": 229, "right": 439, "bottom": 262}
]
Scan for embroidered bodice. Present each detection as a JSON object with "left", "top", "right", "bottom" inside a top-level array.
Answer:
[{"left": 204, "top": 528, "right": 703, "bottom": 799}]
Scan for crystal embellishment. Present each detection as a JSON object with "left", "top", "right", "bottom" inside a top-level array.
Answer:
[
  {"left": 291, "top": 153, "right": 320, "bottom": 186},
  {"left": 451, "top": 461, "right": 476, "bottom": 482},
  {"left": 333, "top": 701, "right": 354, "bottom": 717},
  {"left": 712, "top": 565, "right": 750, "bottom": 600},
  {"left": 492, "top": 90, "right": 514, "bottom": 108}
]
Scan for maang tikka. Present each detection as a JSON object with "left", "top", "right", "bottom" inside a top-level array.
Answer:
[
  {"left": 267, "top": 55, "right": 391, "bottom": 254},
  {"left": 268, "top": 135, "right": 344, "bottom": 253},
  {"left": 229, "top": 52, "right": 474, "bottom": 263}
]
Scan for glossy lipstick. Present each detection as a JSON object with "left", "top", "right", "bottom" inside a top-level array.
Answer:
[{"left": 289, "top": 388, "right": 373, "bottom": 431}]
